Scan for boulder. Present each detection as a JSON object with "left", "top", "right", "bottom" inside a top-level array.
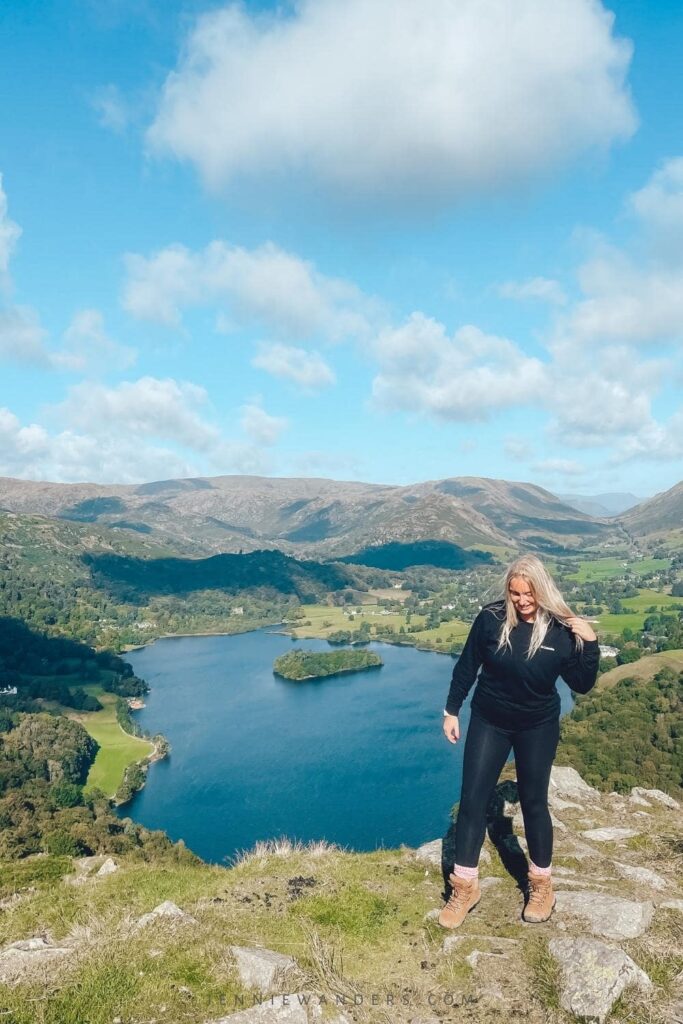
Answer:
[
  {"left": 630, "top": 787, "right": 680, "bottom": 810},
  {"left": 229, "top": 946, "right": 298, "bottom": 993},
  {"left": 661, "top": 899, "right": 683, "bottom": 912},
  {"left": 95, "top": 857, "right": 119, "bottom": 878},
  {"left": 548, "top": 766, "right": 600, "bottom": 806},
  {"left": 0, "top": 936, "right": 74, "bottom": 987},
  {"left": 554, "top": 891, "right": 654, "bottom": 939},
  {"left": 135, "top": 900, "right": 197, "bottom": 930},
  {"left": 549, "top": 936, "right": 651, "bottom": 1024},
  {"left": 580, "top": 827, "right": 639, "bottom": 842},
  {"left": 612, "top": 862, "right": 668, "bottom": 891},
  {"left": 414, "top": 840, "right": 442, "bottom": 868}
]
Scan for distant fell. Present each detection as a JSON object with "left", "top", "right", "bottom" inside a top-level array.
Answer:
[
  {"left": 616, "top": 479, "right": 683, "bottom": 543},
  {"left": 0, "top": 473, "right": 623, "bottom": 557},
  {"left": 558, "top": 491, "right": 644, "bottom": 517}
]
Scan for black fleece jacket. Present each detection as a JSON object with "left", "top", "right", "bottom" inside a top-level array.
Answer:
[{"left": 445, "top": 600, "right": 600, "bottom": 728}]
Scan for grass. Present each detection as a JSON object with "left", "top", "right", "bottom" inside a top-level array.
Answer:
[
  {"left": 593, "top": 587, "right": 683, "bottom": 638},
  {"left": 595, "top": 650, "right": 683, "bottom": 691},
  {"left": 286, "top": 603, "right": 470, "bottom": 652},
  {"left": 63, "top": 687, "right": 154, "bottom": 797},
  {"left": 564, "top": 557, "right": 671, "bottom": 582}
]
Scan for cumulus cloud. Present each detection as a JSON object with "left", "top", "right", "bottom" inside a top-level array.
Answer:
[
  {"left": 240, "top": 402, "right": 288, "bottom": 446},
  {"left": 0, "top": 306, "right": 50, "bottom": 364},
  {"left": 371, "top": 313, "right": 547, "bottom": 420},
  {"left": 0, "top": 375, "right": 278, "bottom": 483},
  {"left": 0, "top": 174, "right": 21, "bottom": 278},
  {"left": 123, "top": 240, "right": 375, "bottom": 340},
  {"left": 532, "top": 458, "right": 585, "bottom": 476},
  {"left": 148, "top": 0, "right": 635, "bottom": 203},
  {"left": 252, "top": 342, "right": 335, "bottom": 390},
  {"left": 57, "top": 309, "right": 137, "bottom": 372},
  {"left": 499, "top": 277, "right": 567, "bottom": 306}
]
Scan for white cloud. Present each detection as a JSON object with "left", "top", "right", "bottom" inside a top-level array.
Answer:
[
  {"left": 60, "top": 376, "right": 221, "bottom": 451},
  {"left": 504, "top": 438, "right": 534, "bottom": 462},
  {"left": 499, "top": 277, "right": 567, "bottom": 306},
  {"left": 0, "top": 306, "right": 50, "bottom": 364},
  {"left": 0, "top": 175, "right": 21, "bottom": 278},
  {"left": 148, "top": 0, "right": 635, "bottom": 203},
  {"left": 371, "top": 313, "right": 547, "bottom": 420},
  {"left": 533, "top": 458, "right": 585, "bottom": 476},
  {"left": 91, "top": 84, "right": 129, "bottom": 133},
  {"left": 57, "top": 309, "right": 137, "bottom": 372},
  {"left": 240, "top": 402, "right": 288, "bottom": 446},
  {"left": 123, "top": 240, "right": 375, "bottom": 339},
  {"left": 630, "top": 157, "right": 683, "bottom": 249},
  {"left": 252, "top": 342, "right": 335, "bottom": 390}
]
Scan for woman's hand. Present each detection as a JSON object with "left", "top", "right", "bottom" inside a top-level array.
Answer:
[
  {"left": 443, "top": 714, "right": 460, "bottom": 744},
  {"left": 565, "top": 615, "right": 597, "bottom": 642}
]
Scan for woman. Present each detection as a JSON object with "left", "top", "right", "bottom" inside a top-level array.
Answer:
[{"left": 439, "top": 553, "right": 599, "bottom": 928}]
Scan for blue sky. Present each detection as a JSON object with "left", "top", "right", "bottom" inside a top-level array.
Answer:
[{"left": 1, "top": 0, "right": 683, "bottom": 497}]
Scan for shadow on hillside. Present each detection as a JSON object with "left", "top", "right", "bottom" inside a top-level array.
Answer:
[
  {"left": 83, "top": 550, "right": 351, "bottom": 601},
  {"left": 441, "top": 779, "right": 529, "bottom": 899}
]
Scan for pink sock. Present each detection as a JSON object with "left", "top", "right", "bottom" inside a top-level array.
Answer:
[
  {"left": 529, "top": 860, "right": 552, "bottom": 876},
  {"left": 453, "top": 863, "right": 479, "bottom": 880}
]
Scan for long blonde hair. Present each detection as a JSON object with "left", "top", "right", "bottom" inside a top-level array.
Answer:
[{"left": 492, "top": 554, "right": 584, "bottom": 658}]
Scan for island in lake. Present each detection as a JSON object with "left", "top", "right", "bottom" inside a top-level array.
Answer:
[{"left": 273, "top": 648, "right": 383, "bottom": 680}]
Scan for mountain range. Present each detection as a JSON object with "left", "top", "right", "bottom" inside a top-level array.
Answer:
[{"left": 2, "top": 472, "right": 680, "bottom": 559}]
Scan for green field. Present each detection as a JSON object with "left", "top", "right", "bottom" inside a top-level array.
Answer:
[
  {"left": 595, "top": 649, "right": 683, "bottom": 690},
  {"left": 286, "top": 603, "right": 470, "bottom": 652},
  {"left": 593, "top": 587, "right": 682, "bottom": 638},
  {"left": 66, "top": 686, "right": 154, "bottom": 797},
  {"left": 565, "top": 556, "right": 670, "bottom": 582}
]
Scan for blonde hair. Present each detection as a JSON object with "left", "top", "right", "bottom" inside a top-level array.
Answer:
[{"left": 492, "top": 553, "right": 584, "bottom": 658}]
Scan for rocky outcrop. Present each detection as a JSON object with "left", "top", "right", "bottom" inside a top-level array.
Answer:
[{"left": 549, "top": 937, "right": 652, "bottom": 1024}]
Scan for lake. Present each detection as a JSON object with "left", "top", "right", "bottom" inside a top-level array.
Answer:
[{"left": 120, "top": 629, "right": 575, "bottom": 865}]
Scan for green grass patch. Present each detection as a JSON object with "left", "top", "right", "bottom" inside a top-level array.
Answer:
[{"left": 65, "top": 688, "right": 154, "bottom": 797}]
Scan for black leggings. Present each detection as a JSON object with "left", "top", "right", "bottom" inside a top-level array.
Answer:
[{"left": 454, "top": 709, "right": 560, "bottom": 868}]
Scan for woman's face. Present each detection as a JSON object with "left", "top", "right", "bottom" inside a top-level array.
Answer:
[{"left": 508, "top": 576, "right": 538, "bottom": 622}]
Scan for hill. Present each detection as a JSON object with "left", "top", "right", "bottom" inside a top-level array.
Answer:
[
  {"left": 0, "top": 473, "right": 620, "bottom": 558},
  {"left": 617, "top": 480, "right": 683, "bottom": 546},
  {"left": 0, "top": 765, "right": 680, "bottom": 1023}
]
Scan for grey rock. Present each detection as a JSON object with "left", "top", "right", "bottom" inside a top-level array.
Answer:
[
  {"left": 580, "top": 827, "right": 639, "bottom": 842},
  {"left": 551, "top": 797, "right": 585, "bottom": 811},
  {"left": 443, "top": 935, "right": 467, "bottom": 953},
  {"left": 554, "top": 891, "right": 654, "bottom": 938},
  {"left": 628, "top": 793, "right": 653, "bottom": 808},
  {"left": 479, "top": 876, "right": 503, "bottom": 890},
  {"left": 414, "top": 839, "right": 442, "bottom": 867},
  {"left": 552, "top": 867, "right": 577, "bottom": 876},
  {"left": 230, "top": 946, "right": 297, "bottom": 993},
  {"left": 631, "top": 787, "right": 680, "bottom": 809},
  {"left": 661, "top": 899, "right": 683, "bottom": 912},
  {"left": 135, "top": 900, "right": 197, "bottom": 930},
  {"left": 549, "top": 936, "right": 652, "bottom": 1024},
  {"left": 549, "top": 766, "right": 600, "bottom": 804},
  {"left": 95, "top": 857, "right": 119, "bottom": 877},
  {"left": 465, "top": 949, "right": 509, "bottom": 968},
  {"left": 612, "top": 861, "right": 668, "bottom": 891},
  {"left": 424, "top": 908, "right": 441, "bottom": 922},
  {"left": 0, "top": 936, "right": 74, "bottom": 987}
]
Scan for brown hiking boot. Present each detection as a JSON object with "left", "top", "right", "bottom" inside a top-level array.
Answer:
[
  {"left": 438, "top": 873, "right": 481, "bottom": 929},
  {"left": 523, "top": 871, "right": 556, "bottom": 923}
]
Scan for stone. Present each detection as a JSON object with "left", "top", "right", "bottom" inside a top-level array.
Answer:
[
  {"left": 549, "top": 766, "right": 600, "bottom": 805},
  {"left": 554, "top": 891, "right": 654, "bottom": 939},
  {"left": 95, "top": 857, "right": 119, "bottom": 877},
  {"left": 612, "top": 862, "right": 668, "bottom": 891},
  {"left": 135, "top": 900, "right": 197, "bottom": 929},
  {"left": 628, "top": 793, "right": 653, "bottom": 808},
  {"left": 661, "top": 900, "right": 683, "bottom": 912},
  {"left": 414, "top": 840, "right": 442, "bottom": 868},
  {"left": 465, "top": 949, "right": 509, "bottom": 968},
  {"left": 549, "top": 936, "right": 652, "bottom": 1024},
  {"left": 580, "top": 827, "right": 639, "bottom": 842},
  {"left": 443, "top": 935, "right": 467, "bottom": 954},
  {"left": 229, "top": 946, "right": 298, "bottom": 993},
  {"left": 551, "top": 797, "right": 585, "bottom": 811},
  {"left": 630, "top": 787, "right": 680, "bottom": 809},
  {"left": 479, "top": 876, "right": 503, "bottom": 890},
  {"left": 0, "top": 936, "right": 74, "bottom": 987},
  {"left": 424, "top": 909, "right": 441, "bottom": 922}
]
